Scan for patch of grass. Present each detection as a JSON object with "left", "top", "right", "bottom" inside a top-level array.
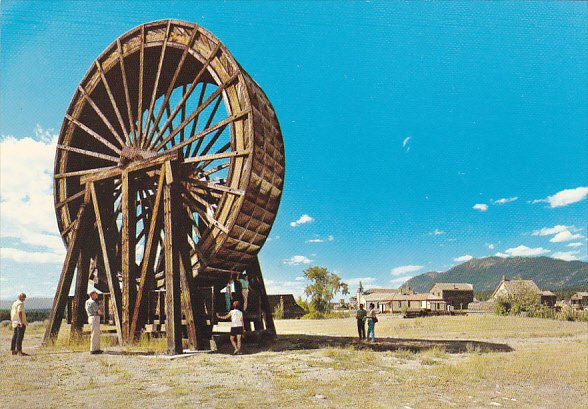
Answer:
[
  {"left": 395, "top": 349, "right": 417, "bottom": 360},
  {"left": 420, "top": 357, "right": 438, "bottom": 366}
]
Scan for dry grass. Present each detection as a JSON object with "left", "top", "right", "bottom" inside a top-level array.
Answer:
[{"left": 0, "top": 314, "right": 586, "bottom": 409}]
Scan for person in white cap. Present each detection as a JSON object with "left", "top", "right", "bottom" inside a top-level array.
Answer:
[
  {"left": 10, "top": 293, "right": 28, "bottom": 356},
  {"left": 85, "top": 290, "right": 103, "bottom": 354}
]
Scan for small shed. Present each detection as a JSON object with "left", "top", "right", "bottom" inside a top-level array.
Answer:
[{"left": 491, "top": 276, "right": 555, "bottom": 307}]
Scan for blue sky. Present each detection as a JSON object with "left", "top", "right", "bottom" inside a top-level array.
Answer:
[{"left": 1, "top": 1, "right": 587, "bottom": 299}]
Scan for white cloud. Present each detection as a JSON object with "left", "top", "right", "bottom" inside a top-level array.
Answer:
[
  {"left": 552, "top": 251, "right": 580, "bottom": 261},
  {"left": 502, "top": 245, "right": 550, "bottom": 257},
  {"left": 283, "top": 255, "right": 313, "bottom": 266},
  {"left": 264, "top": 279, "right": 306, "bottom": 297},
  {"left": 567, "top": 242, "right": 584, "bottom": 248},
  {"left": 0, "top": 129, "right": 65, "bottom": 264},
  {"left": 390, "top": 276, "right": 411, "bottom": 287},
  {"left": 429, "top": 229, "right": 445, "bottom": 236},
  {"left": 295, "top": 276, "right": 305, "bottom": 281},
  {"left": 493, "top": 197, "right": 518, "bottom": 204},
  {"left": 453, "top": 255, "right": 473, "bottom": 262},
  {"left": 533, "top": 187, "right": 588, "bottom": 208},
  {"left": 306, "top": 234, "right": 335, "bottom": 243},
  {"left": 532, "top": 225, "right": 570, "bottom": 236},
  {"left": 1, "top": 247, "right": 64, "bottom": 263},
  {"left": 346, "top": 277, "right": 377, "bottom": 289},
  {"left": 549, "top": 230, "right": 584, "bottom": 243},
  {"left": 488, "top": 243, "right": 495, "bottom": 250},
  {"left": 473, "top": 203, "right": 488, "bottom": 212},
  {"left": 290, "top": 214, "right": 314, "bottom": 227},
  {"left": 391, "top": 265, "right": 423, "bottom": 276}
]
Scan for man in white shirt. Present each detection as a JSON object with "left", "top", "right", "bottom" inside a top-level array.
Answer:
[
  {"left": 10, "top": 293, "right": 28, "bottom": 356},
  {"left": 217, "top": 300, "right": 244, "bottom": 354},
  {"left": 85, "top": 290, "right": 103, "bottom": 354}
]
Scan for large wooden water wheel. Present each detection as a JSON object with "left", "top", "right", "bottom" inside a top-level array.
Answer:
[{"left": 43, "top": 20, "right": 284, "bottom": 353}]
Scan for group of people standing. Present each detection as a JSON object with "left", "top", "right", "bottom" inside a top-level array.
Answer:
[
  {"left": 224, "top": 272, "right": 250, "bottom": 312},
  {"left": 355, "top": 303, "right": 378, "bottom": 342}
]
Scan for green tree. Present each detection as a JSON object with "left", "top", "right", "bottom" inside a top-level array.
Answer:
[{"left": 303, "top": 266, "right": 349, "bottom": 313}]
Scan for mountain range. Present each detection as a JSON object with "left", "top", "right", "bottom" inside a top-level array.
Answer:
[{"left": 403, "top": 256, "right": 588, "bottom": 293}]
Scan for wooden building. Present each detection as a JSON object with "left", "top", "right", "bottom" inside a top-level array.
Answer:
[
  {"left": 491, "top": 276, "right": 556, "bottom": 307},
  {"left": 267, "top": 294, "right": 305, "bottom": 319},
  {"left": 570, "top": 292, "right": 588, "bottom": 310},
  {"left": 429, "top": 283, "right": 474, "bottom": 310}
]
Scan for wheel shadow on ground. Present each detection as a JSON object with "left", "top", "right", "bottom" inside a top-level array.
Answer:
[{"left": 216, "top": 334, "right": 513, "bottom": 355}]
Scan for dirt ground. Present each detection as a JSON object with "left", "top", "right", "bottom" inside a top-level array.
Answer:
[{"left": 1, "top": 314, "right": 586, "bottom": 409}]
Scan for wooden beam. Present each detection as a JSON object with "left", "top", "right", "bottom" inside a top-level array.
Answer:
[
  {"left": 69, "top": 238, "right": 94, "bottom": 341},
  {"left": 182, "top": 149, "right": 251, "bottom": 165},
  {"left": 163, "top": 169, "right": 183, "bottom": 354},
  {"left": 57, "top": 144, "right": 119, "bottom": 163},
  {"left": 130, "top": 165, "right": 166, "bottom": 339},
  {"left": 43, "top": 188, "right": 92, "bottom": 345},
  {"left": 246, "top": 257, "right": 275, "bottom": 335},
  {"left": 90, "top": 182, "right": 124, "bottom": 345},
  {"left": 80, "top": 151, "right": 178, "bottom": 184},
  {"left": 121, "top": 171, "right": 137, "bottom": 343}
]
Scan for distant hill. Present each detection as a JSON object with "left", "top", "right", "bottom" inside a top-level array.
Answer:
[
  {"left": 0, "top": 297, "right": 53, "bottom": 310},
  {"left": 403, "top": 256, "right": 588, "bottom": 293}
]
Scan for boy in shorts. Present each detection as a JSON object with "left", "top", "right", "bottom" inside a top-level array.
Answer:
[{"left": 217, "top": 300, "right": 245, "bottom": 354}]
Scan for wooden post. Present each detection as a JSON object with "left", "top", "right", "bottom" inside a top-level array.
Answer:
[
  {"left": 246, "top": 257, "right": 276, "bottom": 335},
  {"left": 91, "top": 182, "right": 124, "bottom": 345},
  {"left": 69, "top": 245, "right": 93, "bottom": 341},
  {"left": 163, "top": 163, "right": 183, "bottom": 354},
  {"left": 43, "top": 188, "right": 92, "bottom": 345},
  {"left": 121, "top": 170, "right": 137, "bottom": 343}
]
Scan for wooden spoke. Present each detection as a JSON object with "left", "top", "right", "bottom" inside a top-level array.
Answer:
[
  {"left": 159, "top": 109, "right": 249, "bottom": 155},
  {"left": 57, "top": 144, "right": 119, "bottom": 163},
  {"left": 192, "top": 142, "right": 231, "bottom": 171},
  {"left": 153, "top": 73, "right": 241, "bottom": 152},
  {"left": 179, "top": 85, "right": 187, "bottom": 144},
  {"left": 184, "top": 148, "right": 249, "bottom": 165},
  {"left": 137, "top": 25, "right": 145, "bottom": 142},
  {"left": 185, "top": 82, "right": 208, "bottom": 157},
  {"left": 188, "top": 178, "right": 245, "bottom": 196},
  {"left": 181, "top": 187, "right": 229, "bottom": 234},
  {"left": 95, "top": 61, "right": 129, "bottom": 142},
  {"left": 56, "top": 189, "right": 86, "bottom": 210},
  {"left": 116, "top": 38, "right": 135, "bottom": 145},
  {"left": 199, "top": 161, "right": 230, "bottom": 178},
  {"left": 65, "top": 114, "right": 122, "bottom": 155},
  {"left": 55, "top": 166, "right": 117, "bottom": 179},
  {"left": 143, "top": 21, "right": 171, "bottom": 143},
  {"left": 194, "top": 120, "right": 226, "bottom": 158},
  {"left": 146, "top": 42, "right": 221, "bottom": 149},
  {"left": 143, "top": 27, "right": 200, "bottom": 149},
  {"left": 77, "top": 87, "right": 125, "bottom": 148}
]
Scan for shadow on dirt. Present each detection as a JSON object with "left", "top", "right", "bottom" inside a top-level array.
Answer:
[{"left": 214, "top": 333, "right": 513, "bottom": 355}]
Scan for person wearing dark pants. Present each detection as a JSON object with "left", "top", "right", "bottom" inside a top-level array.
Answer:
[
  {"left": 10, "top": 292, "right": 28, "bottom": 356},
  {"left": 356, "top": 303, "right": 367, "bottom": 340}
]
